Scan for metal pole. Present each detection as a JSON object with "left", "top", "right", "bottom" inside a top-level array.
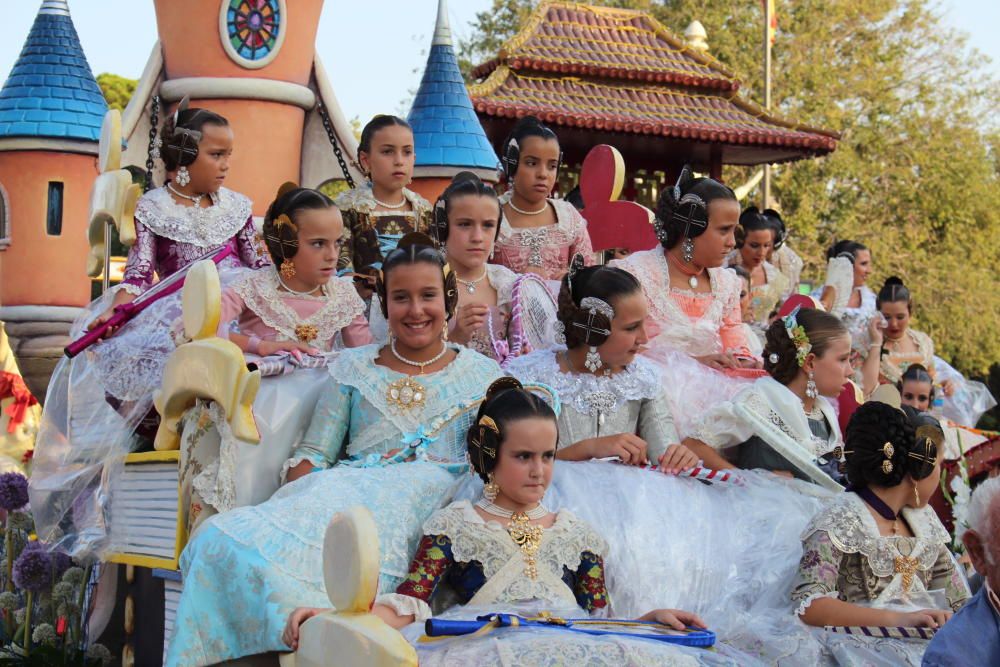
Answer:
[
  {"left": 762, "top": 1, "right": 773, "bottom": 208},
  {"left": 101, "top": 220, "right": 112, "bottom": 294}
]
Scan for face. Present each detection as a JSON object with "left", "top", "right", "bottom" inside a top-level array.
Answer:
[
  {"left": 805, "top": 333, "right": 853, "bottom": 397},
  {"left": 741, "top": 229, "right": 775, "bottom": 269},
  {"left": 738, "top": 276, "right": 752, "bottom": 318},
  {"left": 491, "top": 417, "right": 557, "bottom": 508},
  {"left": 186, "top": 124, "right": 234, "bottom": 193},
  {"left": 360, "top": 124, "right": 415, "bottom": 193},
  {"left": 384, "top": 262, "right": 447, "bottom": 351},
  {"left": 963, "top": 495, "right": 1000, "bottom": 589},
  {"left": 593, "top": 292, "right": 648, "bottom": 369},
  {"left": 444, "top": 194, "right": 500, "bottom": 270},
  {"left": 900, "top": 379, "right": 933, "bottom": 412},
  {"left": 287, "top": 207, "right": 343, "bottom": 288},
  {"left": 512, "top": 135, "right": 560, "bottom": 204},
  {"left": 692, "top": 199, "right": 740, "bottom": 268},
  {"left": 852, "top": 249, "right": 872, "bottom": 287},
  {"left": 880, "top": 301, "right": 911, "bottom": 339}
]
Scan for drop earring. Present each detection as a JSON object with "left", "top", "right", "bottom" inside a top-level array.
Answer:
[
  {"left": 442, "top": 321, "right": 449, "bottom": 341},
  {"left": 280, "top": 259, "right": 296, "bottom": 279},
  {"left": 483, "top": 473, "right": 499, "bottom": 501},
  {"left": 175, "top": 166, "right": 191, "bottom": 187},
  {"left": 682, "top": 237, "right": 695, "bottom": 263},
  {"left": 806, "top": 370, "right": 818, "bottom": 399},
  {"left": 913, "top": 484, "right": 920, "bottom": 507},
  {"left": 584, "top": 346, "right": 603, "bottom": 373}
]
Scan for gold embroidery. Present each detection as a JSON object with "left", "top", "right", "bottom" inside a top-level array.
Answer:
[
  {"left": 507, "top": 513, "right": 544, "bottom": 580},
  {"left": 295, "top": 323, "right": 318, "bottom": 343},
  {"left": 894, "top": 555, "right": 919, "bottom": 595}
]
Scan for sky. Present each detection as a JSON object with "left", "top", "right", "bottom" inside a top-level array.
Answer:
[{"left": 1, "top": 0, "right": 998, "bottom": 125}]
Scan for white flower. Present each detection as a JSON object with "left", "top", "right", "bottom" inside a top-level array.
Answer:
[{"left": 950, "top": 474, "right": 973, "bottom": 544}]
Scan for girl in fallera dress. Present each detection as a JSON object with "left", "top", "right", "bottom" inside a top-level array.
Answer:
[
  {"left": 726, "top": 206, "right": 789, "bottom": 329},
  {"left": 763, "top": 208, "right": 804, "bottom": 295},
  {"left": 218, "top": 184, "right": 370, "bottom": 357},
  {"left": 493, "top": 116, "right": 594, "bottom": 281},
  {"left": 817, "top": 240, "right": 877, "bottom": 383},
  {"left": 432, "top": 172, "right": 556, "bottom": 363}
]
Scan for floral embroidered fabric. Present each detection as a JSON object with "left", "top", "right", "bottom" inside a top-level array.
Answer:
[
  {"left": 334, "top": 185, "right": 432, "bottom": 273},
  {"left": 493, "top": 195, "right": 594, "bottom": 280}
]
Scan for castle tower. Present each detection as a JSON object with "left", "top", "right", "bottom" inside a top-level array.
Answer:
[
  {"left": 121, "top": 0, "right": 362, "bottom": 214},
  {"left": 407, "top": 0, "right": 498, "bottom": 203},
  {"left": 0, "top": 0, "right": 106, "bottom": 399}
]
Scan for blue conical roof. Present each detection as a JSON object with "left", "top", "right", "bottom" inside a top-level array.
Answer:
[
  {"left": 408, "top": 0, "right": 498, "bottom": 170},
  {"left": 0, "top": 1, "right": 106, "bottom": 142}
]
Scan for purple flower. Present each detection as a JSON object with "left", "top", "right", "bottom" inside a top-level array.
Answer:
[
  {"left": 51, "top": 549, "right": 73, "bottom": 578},
  {"left": 13, "top": 542, "right": 52, "bottom": 593},
  {"left": 0, "top": 472, "right": 29, "bottom": 511}
]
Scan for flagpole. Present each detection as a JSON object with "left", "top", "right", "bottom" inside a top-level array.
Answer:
[{"left": 762, "top": 1, "right": 773, "bottom": 208}]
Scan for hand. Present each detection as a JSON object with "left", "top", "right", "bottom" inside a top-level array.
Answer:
[
  {"left": 451, "top": 303, "right": 490, "bottom": 344},
  {"left": 585, "top": 434, "right": 649, "bottom": 466},
  {"left": 258, "top": 340, "right": 321, "bottom": 359},
  {"left": 868, "top": 316, "right": 885, "bottom": 348},
  {"left": 735, "top": 355, "right": 762, "bottom": 369},
  {"left": 86, "top": 306, "right": 119, "bottom": 338},
  {"left": 941, "top": 380, "right": 956, "bottom": 398},
  {"left": 282, "top": 606, "right": 329, "bottom": 649},
  {"left": 638, "top": 608, "right": 707, "bottom": 631},
  {"left": 658, "top": 444, "right": 699, "bottom": 474},
  {"left": 694, "top": 353, "right": 738, "bottom": 371},
  {"left": 892, "top": 608, "right": 953, "bottom": 629}
]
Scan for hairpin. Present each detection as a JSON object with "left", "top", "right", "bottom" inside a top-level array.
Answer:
[
  {"left": 782, "top": 306, "right": 812, "bottom": 367},
  {"left": 881, "top": 441, "right": 895, "bottom": 474}
]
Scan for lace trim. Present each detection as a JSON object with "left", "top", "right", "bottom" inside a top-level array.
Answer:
[
  {"left": 134, "top": 186, "right": 252, "bottom": 246},
  {"left": 497, "top": 196, "right": 586, "bottom": 245},
  {"left": 190, "top": 402, "right": 240, "bottom": 514},
  {"left": 804, "top": 493, "right": 950, "bottom": 578},
  {"left": 794, "top": 590, "right": 840, "bottom": 617},
  {"left": 280, "top": 455, "right": 322, "bottom": 484},
  {"left": 423, "top": 501, "right": 607, "bottom": 581},
  {"left": 487, "top": 264, "right": 517, "bottom": 311},
  {"left": 506, "top": 349, "right": 662, "bottom": 417},
  {"left": 334, "top": 184, "right": 431, "bottom": 217},
  {"left": 115, "top": 282, "right": 144, "bottom": 297},
  {"left": 231, "top": 270, "right": 365, "bottom": 347},
  {"left": 375, "top": 592, "right": 432, "bottom": 622}
]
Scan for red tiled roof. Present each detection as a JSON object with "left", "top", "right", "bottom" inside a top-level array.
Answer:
[{"left": 469, "top": 2, "right": 838, "bottom": 158}]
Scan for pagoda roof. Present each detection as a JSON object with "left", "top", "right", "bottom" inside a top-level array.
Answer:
[
  {"left": 469, "top": 2, "right": 838, "bottom": 166},
  {"left": 0, "top": 1, "right": 106, "bottom": 144}
]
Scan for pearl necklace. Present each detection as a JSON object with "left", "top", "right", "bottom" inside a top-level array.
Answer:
[
  {"left": 475, "top": 497, "right": 548, "bottom": 520},
  {"left": 665, "top": 250, "right": 705, "bottom": 289},
  {"left": 276, "top": 272, "right": 322, "bottom": 297},
  {"left": 456, "top": 267, "right": 489, "bottom": 294},
  {"left": 167, "top": 182, "right": 214, "bottom": 208},
  {"left": 373, "top": 194, "right": 407, "bottom": 209},
  {"left": 390, "top": 339, "right": 448, "bottom": 372},
  {"left": 506, "top": 199, "right": 548, "bottom": 216}
]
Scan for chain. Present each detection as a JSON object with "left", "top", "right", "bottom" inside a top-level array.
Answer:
[
  {"left": 144, "top": 94, "right": 161, "bottom": 193},
  {"left": 317, "top": 99, "right": 356, "bottom": 190}
]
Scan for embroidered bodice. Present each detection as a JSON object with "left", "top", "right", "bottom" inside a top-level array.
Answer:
[
  {"left": 493, "top": 195, "right": 594, "bottom": 280},
  {"left": 334, "top": 185, "right": 432, "bottom": 273},
  {"left": 121, "top": 186, "right": 266, "bottom": 293},
  {"left": 220, "top": 269, "right": 369, "bottom": 351},
  {"left": 378, "top": 500, "right": 609, "bottom": 621},
  {"left": 506, "top": 350, "right": 679, "bottom": 460},
  {"left": 881, "top": 329, "right": 935, "bottom": 385},
  {"left": 792, "top": 492, "right": 970, "bottom": 614},
  {"left": 612, "top": 248, "right": 751, "bottom": 358}
]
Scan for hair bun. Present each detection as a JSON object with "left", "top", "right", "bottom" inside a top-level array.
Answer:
[
  {"left": 450, "top": 171, "right": 481, "bottom": 186},
  {"left": 485, "top": 377, "right": 523, "bottom": 403},
  {"left": 396, "top": 231, "right": 436, "bottom": 250},
  {"left": 883, "top": 276, "right": 905, "bottom": 288},
  {"left": 275, "top": 181, "right": 299, "bottom": 200},
  {"left": 739, "top": 206, "right": 763, "bottom": 227}
]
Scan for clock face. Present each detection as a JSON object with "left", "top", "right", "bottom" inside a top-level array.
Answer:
[{"left": 219, "top": 0, "right": 287, "bottom": 69}]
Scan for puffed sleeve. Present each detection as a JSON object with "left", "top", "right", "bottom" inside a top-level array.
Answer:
[
  {"left": 217, "top": 287, "right": 246, "bottom": 338},
  {"left": 282, "top": 378, "right": 352, "bottom": 480},
  {"left": 340, "top": 315, "right": 373, "bottom": 348},
  {"left": 719, "top": 276, "right": 754, "bottom": 358},
  {"left": 638, "top": 392, "right": 680, "bottom": 462},
  {"left": 689, "top": 397, "right": 755, "bottom": 450},
  {"left": 927, "top": 544, "right": 971, "bottom": 612},
  {"left": 569, "top": 551, "right": 609, "bottom": 614},
  {"left": 375, "top": 534, "right": 456, "bottom": 623},
  {"left": 791, "top": 530, "right": 843, "bottom": 616},
  {"left": 570, "top": 211, "right": 595, "bottom": 267},
  {"left": 120, "top": 220, "right": 157, "bottom": 294},
  {"left": 233, "top": 216, "right": 269, "bottom": 269}
]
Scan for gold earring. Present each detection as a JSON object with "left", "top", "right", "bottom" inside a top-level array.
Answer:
[
  {"left": 280, "top": 259, "right": 296, "bottom": 279},
  {"left": 483, "top": 473, "right": 499, "bottom": 502},
  {"left": 442, "top": 321, "right": 449, "bottom": 341},
  {"left": 913, "top": 484, "right": 920, "bottom": 507}
]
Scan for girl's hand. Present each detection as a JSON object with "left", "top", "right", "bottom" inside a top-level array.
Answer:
[
  {"left": 735, "top": 355, "right": 762, "bottom": 369},
  {"left": 695, "top": 353, "right": 738, "bottom": 370},
  {"left": 585, "top": 434, "right": 649, "bottom": 466},
  {"left": 941, "top": 380, "right": 956, "bottom": 397},
  {"left": 86, "top": 307, "right": 119, "bottom": 338},
  {"left": 638, "top": 608, "right": 707, "bottom": 630},
  {"left": 282, "top": 607, "right": 329, "bottom": 649},
  {"left": 868, "top": 315, "right": 885, "bottom": 348},
  {"left": 451, "top": 303, "right": 490, "bottom": 344},
  {"left": 891, "top": 608, "right": 953, "bottom": 629},
  {"left": 258, "top": 340, "right": 321, "bottom": 358},
  {"left": 658, "top": 444, "right": 699, "bottom": 474}
]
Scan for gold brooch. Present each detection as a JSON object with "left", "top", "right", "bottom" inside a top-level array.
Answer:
[
  {"left": 295, "top": 323, "right": 318, "bottom": 343},
  {"left": 894, "top": 555, "right": 919, "bottom": 595},
  {"left": 386, "top": 377, "right": 427, "bottom": 414},
  {"left": 507, "top": 512, "right": 543, "bottom": 580}
]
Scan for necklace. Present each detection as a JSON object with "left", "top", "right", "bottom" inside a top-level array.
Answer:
[
  {"left": 475, "top": 497, "right": 548, "bottom": 520},
  {"left": 803, "top": 402, "right": 823, "bottom": 421},
  {"left": 507, "top": 199, "right": 548, "bottom": 216},
  {"left": 456, "top": 267, "right": 489, "bottom": 294},
  {"left": 167, "top": 182, "right": 212, "bottom": 208},
  {"left": 276, "top": 272, "right": 321, "bottom": 297},
  {"left": 854, "top": 486, "right": 901, "bottom": 535},
  {"left": 373, "top": 193, "right": 407, "bottom": 209},
  {"left": 665, "top": 250, "right": 705, "bottom": 289},
  {"left": 385, "top": 340, "right": 449, "bottom": 414}
]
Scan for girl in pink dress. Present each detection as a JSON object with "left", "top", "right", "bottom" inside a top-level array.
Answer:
[
  {"left": 218, "top": 185, "right": 371, "bottom": 359},
  {"left": 612, "top": 166, "right": 764, "bottom": 437},
  {"left": 493, "top": 116, "right": 593, "bottom": 282}
]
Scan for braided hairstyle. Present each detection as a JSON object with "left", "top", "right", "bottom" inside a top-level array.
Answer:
[
  {"left": 262, "top": 183, "right": 335, "bottom": 266},
  {"left": 432, "top": 171, "right": 502, "bottom": 245},
  {"left": 844, "top": 401, "right": 940, "bottom": 488},
  {"left": 656, "top": 165, "right": 736, "bottom": 251},
  {"left": 375, "top": 232, "right": 458, "bottom": 320},
  {"left": 159, "top": 103, "right": 229, "bottom": 172},
  {"left": 467, "top": 378, "right": 558, "bottom": 483},
  {"left": 556, "top": 258, "right": 642, "bottom": 349},
  {"left": 877, "top": 276, "right": 912, "bottom": 312},
  {"left": 500, "top": 116, "right": 560, "bottom": 179},
  {"left": 763, "top": 308, "right": 848, "bottom": 384}
]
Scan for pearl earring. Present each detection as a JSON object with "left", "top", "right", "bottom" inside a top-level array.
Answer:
[{"left": 175, "top": 166, "right": 191, "bottom": 187}]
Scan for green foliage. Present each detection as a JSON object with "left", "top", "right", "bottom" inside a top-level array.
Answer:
[
  {"left": 96, "top": 73, "right": 137, "bottom": 112},
  {"left": 460, "top": 0, "right": 1000, "bottom": 376}
]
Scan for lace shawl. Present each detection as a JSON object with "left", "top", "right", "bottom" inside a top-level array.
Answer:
[
  {"left": 334, "top": 184, "right": 432, "bottom": 218},
  {"left": 881, "top": 329, "right": 935, "bottom": 385},
  {"left": 231, "top": 271, "right": 365, "bottom": 349},
  {"left": 134, "top": 186, "right": 252, "bottom": 246}
]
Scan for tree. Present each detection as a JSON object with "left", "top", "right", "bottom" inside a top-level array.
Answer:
[
  {"left": 96, "top": 73, "right": 137, "bottom": 112},
  {"left": 461, "top": 0, "right": 1000, "bottom": 379}
]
